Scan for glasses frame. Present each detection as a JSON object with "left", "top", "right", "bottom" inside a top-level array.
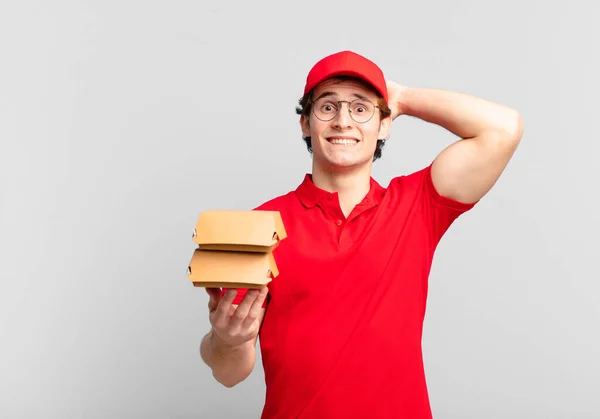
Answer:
[{"left": 309, "top": 97, "right": 380, "bottom": 124}]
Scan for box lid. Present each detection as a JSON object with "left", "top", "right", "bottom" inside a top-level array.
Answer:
[
  {"left": 186, "top": 248, "right": 278, "bottom": 289},
  {"left": 192, "top": 210, "right": 287, "bottom": 252}
]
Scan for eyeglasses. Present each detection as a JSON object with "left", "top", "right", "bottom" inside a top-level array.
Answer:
[{"left": 310, "top": 97, "right": 379, "bottom": 124}]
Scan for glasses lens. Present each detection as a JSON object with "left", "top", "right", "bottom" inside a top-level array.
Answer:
[
  {"left": 312, "top": 98, "right": 337, "bottom": 121},
  {"left": 349, "top": 99, "right": 375, "bottom": 123},
  {"left": 312, "top": 98, "right": 375, "bottom": 123}
]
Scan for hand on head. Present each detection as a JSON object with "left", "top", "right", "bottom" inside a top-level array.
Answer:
[{"left": 385, "top": 80, "right": 409, "bottom": 120}]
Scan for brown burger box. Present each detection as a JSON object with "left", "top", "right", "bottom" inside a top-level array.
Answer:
[{"left": 186, "top": 210, "right": 287, "bottom": 289}]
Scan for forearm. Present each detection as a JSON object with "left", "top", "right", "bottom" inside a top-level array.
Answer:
[
  {"left": 398, "top": 87, "right": 523, "bottom": 139},
  {"left": 200, "top": 329, "right": 256, "bottom": 387}
]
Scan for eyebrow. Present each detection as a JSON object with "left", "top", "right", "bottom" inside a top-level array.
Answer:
[{"left": 313, "top": 91, "right": 371, "bottom": 102}]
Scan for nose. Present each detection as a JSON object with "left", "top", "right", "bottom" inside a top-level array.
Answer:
[{"left": 332, "top": 102, "right": 352, "bottom": 128}]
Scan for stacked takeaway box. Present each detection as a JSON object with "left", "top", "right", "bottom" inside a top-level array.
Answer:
[{"left": 186, "top": 210, "right": 287, "bottom": 289}]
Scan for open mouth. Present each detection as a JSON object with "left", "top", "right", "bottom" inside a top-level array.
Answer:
[{"left": 326, "top": 137, "right": 359, "bottom": 145}]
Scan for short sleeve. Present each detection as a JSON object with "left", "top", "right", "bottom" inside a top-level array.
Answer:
[
  {"left": 391, "top": 164, "right": 476, "bottom": 245},
  {"left": 422, "top": 163, "right": 477, "bottom": 242}
]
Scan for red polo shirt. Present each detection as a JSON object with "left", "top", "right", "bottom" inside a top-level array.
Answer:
[{"left": 226, "top": 164, "right": 475, "bottom": 418}]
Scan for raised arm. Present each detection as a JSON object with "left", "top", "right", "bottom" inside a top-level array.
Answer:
[{"left": 387, "top": 81, "right": 524, "bottom": 204}]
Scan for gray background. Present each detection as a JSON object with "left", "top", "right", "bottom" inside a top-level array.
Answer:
[{"left": 1, "top": 0, "right": 598, "bottom": 418}]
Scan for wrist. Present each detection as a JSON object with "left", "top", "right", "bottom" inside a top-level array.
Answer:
[
  {"left": 210, "top": 329, "right": 244, "bottom": 351},
  {"left": 395, "top": 86, "right": 413, "bottom": 116},
  {"left": 385, "top": 80, "right": 411, "bottom": 119}
]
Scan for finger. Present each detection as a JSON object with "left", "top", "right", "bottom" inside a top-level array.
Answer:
[
  {"left": 242, "top": 287, "right": 268, "bottom": 328},
  {"left": 229, "top": 289, "right": 260, "bottom": 326},
  {"left": 205, "top": 288, "right": 222, "bottom": 311},
  {"left": 205, "top": 287, "right": 221, "bottom": 298},
  {"left": 212, "top": 289, "right": 237, "bottom": 327},
  {"left": 206, "top": 289, "right": 221, "bottom": 313}
]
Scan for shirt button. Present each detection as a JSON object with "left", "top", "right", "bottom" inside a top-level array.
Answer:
[
  {"left": 336, "top": 220, "right": 342, "bottom": 226},
  {"left": 328, "top": 195, "right": 333, "bottom": 200}
]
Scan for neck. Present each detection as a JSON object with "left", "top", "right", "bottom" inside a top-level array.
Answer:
[{"left": 311, "top": 161, "right": 372, "bottom": 217}]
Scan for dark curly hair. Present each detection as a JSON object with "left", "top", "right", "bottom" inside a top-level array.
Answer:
[{"left": 295, "top": 76, "right": 392, "bottom": 162}]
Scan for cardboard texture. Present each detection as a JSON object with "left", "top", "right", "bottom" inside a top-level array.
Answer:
[
  {"left": 192, "top": 210, "right": 287, "bottom": 252},
  {"left": 186, "top": 210, "right": 287, "bottom": 289}
]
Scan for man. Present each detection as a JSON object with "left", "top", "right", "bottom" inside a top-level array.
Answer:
[{"left": 200, "top": 50, "right": 523, "bottom": 418}]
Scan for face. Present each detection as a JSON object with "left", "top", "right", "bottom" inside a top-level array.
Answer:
[{"left": 301, "top": 78, "right": 391, "bottom": 171}]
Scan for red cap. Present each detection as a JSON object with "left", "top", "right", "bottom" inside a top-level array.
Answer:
[{"left": 303, "top": 50, "right": 388, "bottom": 103}]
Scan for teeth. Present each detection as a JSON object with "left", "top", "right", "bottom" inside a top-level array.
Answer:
[{"left": 329, "top": 138, "right": 358, "bottom": 145}]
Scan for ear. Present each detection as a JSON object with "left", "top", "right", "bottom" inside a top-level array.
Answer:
[
  {"left": 300, "top": 115, "right": 311, "bottom": 137},
  {"left": 378, "top": 115, "right": 392, "bottom": 140}
]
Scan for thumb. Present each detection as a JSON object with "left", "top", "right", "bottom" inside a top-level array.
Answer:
[{"left": 205, "top": 287, "right": 222, "bottom": 311}]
